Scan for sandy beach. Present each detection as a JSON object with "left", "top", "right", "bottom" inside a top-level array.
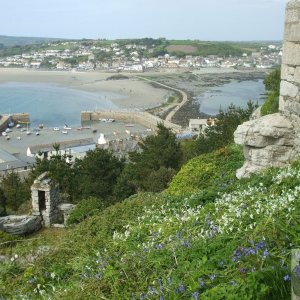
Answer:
[{"left": 0, "top": 68, "right": 170, "bottom": 110}]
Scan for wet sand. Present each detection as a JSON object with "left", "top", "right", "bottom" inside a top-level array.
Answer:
[{"left": 0, "top": 68, "right": 170, "bottom": 110}]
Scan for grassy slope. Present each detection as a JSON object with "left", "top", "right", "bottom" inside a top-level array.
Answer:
[{"left": 1, "top": 145, "right": 299, "bottom": 299}]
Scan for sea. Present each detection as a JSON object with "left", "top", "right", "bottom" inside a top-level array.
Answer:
[
  {"left": 0, "top": 82, "right": 121, "bottom": 127},
  {"left": 0, "top": 80, "right": 265, "bottom": 127},
  {"left": 195, "top": 79, "right": 265, "bottom": 115}
]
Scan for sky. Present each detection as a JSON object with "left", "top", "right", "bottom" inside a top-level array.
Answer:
[{"left": 0, "top": 0, "right": 287, "bottom": 41}]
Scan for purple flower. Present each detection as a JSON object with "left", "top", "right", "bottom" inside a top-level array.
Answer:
[
  {"left": 209, "top": 274, "right": 216, "bottom": 281},
  {"left": 178, "top": 283, "right": 186, "bottom": 292},
  {"left": 255, "top": 241, "right": 266, "bottom": 251},
  {"left": 191, "top": 291, "right": 199, "bottom": 300},
  {"left": 283, "top": 274, "right": 291, "bottom": 281},
  {"left": 156, "top": 243, "right": 165, "bottom": 250},
  {"left": 198, "top": 278, "right": 205, "bottom": 288},
  {"left": 240, "top": 268, "right": 246, "bottom": 274},
  {"left": 263, "top": 249, "right": 269, "bottom": 258}
]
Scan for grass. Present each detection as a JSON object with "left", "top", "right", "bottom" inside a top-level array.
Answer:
[{"left": 0, "top": 145, "right": 298, "bottom": 299}]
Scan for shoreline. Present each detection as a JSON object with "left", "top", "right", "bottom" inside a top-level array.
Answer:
[
  {"left": 0, "top": 67, "right": 267, "bottom": 128},
  {"left": 0, "top": 68, "right": 170, "bottom": 111}
]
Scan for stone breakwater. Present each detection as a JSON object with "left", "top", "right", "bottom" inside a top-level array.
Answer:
[
  {"left": 81, "top": 110, "right": 182, "bottom": 132},
  {"left": 234, "top": 0, "right": 300, "bottom": 178},
  {"left": 0, "top": 113, "right": 30, "bottom": 132}
]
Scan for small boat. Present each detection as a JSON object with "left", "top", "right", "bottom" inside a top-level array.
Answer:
[
  {"left": 17, "top": 136, "right": 21, "bottom": 140},
  {"left": 125, "top": 124, "right": 134, "bottom": 127},
  {"left": 2, "top": 132, "right": 7, "bottom": 136},
  {"left": 5, "top": 128, "right": 11, "bottom": 133},
  {"left": 26, "top": 131, "right": 31, "bottom": 135},
  {"left": 35, "top": 132, "right": 40, "bottom": 136},
  {"left": 107, "top": 119, "right": 115, "bottom": 123},
  {"left": 62, "top": 130, "right": 68, "bottom": 134},
  {"left": 53, "top": 127, "right": 60, "bottom": 131},
  {"left": 8, "top": 122, "right": 14, "bottom": 127},
  {"left": 125, "top": 130, "right": 131, "bottom": 135},
  {"left": 64, "top": 124, "right": 72, "bottom": 130},
  {"left": 6, "top": 136, "right": 10, "bottom": 140},
  {"left": 16, "top": 124, "right": 21, "bottom": 128}
]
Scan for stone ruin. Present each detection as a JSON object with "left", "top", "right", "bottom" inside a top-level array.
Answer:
[
  {"left": 0, "top": 172, "right": 75, "bottom": 235},
  {"left": 234, "top": 0, "right": 300, "bottom": 178}
]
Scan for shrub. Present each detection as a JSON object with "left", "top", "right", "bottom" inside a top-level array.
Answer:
[{"left": 66, "top": 197, "right": 105, "bottom": 225}]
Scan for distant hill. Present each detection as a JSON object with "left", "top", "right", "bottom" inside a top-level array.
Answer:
[{"left": 0, "top": 35, "right": 64, "bottom": 48}]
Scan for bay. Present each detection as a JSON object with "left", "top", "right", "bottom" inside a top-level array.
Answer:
[
  {"left": 0, "top": 82, "right": 122, "bottom": 127},
  {"left": 196, "top": 80, "right": 266, "bottom": 115}
]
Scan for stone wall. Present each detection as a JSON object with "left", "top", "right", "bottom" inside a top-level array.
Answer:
[
  {"left": 234, "top": 0, "right": 300, "bottom": 178},
  {"left": 81, "top": 110, "right": 182, "bottom": 132}
]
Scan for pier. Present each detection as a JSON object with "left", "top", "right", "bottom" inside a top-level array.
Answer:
[{"left": 81, "top": 110, "right": 182, "bottom": 132}]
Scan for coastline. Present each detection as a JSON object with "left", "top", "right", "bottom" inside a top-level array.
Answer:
[{"left": 0, "top": 68, "right": 170, "bottom": 111}]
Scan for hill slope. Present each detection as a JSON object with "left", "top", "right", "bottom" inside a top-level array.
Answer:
[
  {"left": 0, "top": 35, "right": 63, "bottom": 48},
  {"left": 0, "top": 146, "right": 298, "bottom": 299}
]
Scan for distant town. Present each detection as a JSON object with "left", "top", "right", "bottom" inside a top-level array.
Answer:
[{"left": 0, "top": 39, "right": 282, "bottom": 72}]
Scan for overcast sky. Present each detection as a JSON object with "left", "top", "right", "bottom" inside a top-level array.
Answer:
[{"left": 1, "top": 0, "right": 287, "bottom": 41}]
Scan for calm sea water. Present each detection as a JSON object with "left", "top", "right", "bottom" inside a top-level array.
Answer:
[
  {"left": 196, "top": 80, "right": 265, "bottom": 115},
  {"left": 0, "top": 82, "right": 121, "bottom": 127},
  {"left": 0, "top": 80, "right": 265, "bottom": 127}
]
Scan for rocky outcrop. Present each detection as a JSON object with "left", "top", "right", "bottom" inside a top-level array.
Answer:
[
  {"left": 0, "top": 215, "right": 42, "bottom": 235},
  {"left": 235, "top": 0, "right": 300, "bottom": 178},
  {"left": 234, "top": 114, "right": 295, "bottom": 178}
]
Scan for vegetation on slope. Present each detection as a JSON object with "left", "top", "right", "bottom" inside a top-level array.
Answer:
[
  {"left": 1, "top": 147, "right": 298, "bottom": 299},
  {"left": 261, "top": 68, "right": 280, "bottom": 116}
]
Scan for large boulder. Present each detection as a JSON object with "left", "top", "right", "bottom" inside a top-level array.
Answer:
[{"left": 234, "top": 113, "right": 295, "bottom": 178}]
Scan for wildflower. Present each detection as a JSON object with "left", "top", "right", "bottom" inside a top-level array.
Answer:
[
  {"left": 240, "top": 268, "right": 246, "bottom": 274},
  {"left": 198, "top": 278, "right": 205, "bottom": 288},
  {"left": 263, "top": 249, "right": 269, "bottom": 258},
  {"left": 178, "top": 283, "right": 186, "bottom": 292},
  {"left": 209, "top": 274, "right": 216, "bottom": 281},
  {"left": 283, "top": 275, "right": 291, "bottom": 281},
  {"left": 28, "top": 278, "right": 36, "bottom": 285},
  {"left": 157, "top": 278, "right": 164, "bottom": 291},
  {"left": 156, "top": 243, "right": 165, "bottom": 250},
  {"left": 255, "top": 241, "right": 266, "bottom": 250},
  {"left": 191, "top": 291, "right": 199, "bottom": 300}
]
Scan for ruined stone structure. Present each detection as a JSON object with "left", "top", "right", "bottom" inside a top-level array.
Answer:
[
  {"left": 0, "top": 172, "right": 75, "bottom": 235},
  {"left": 31, "top": 172, "right": 61, "bottom": 227},
  {"left": 234, "top": 0, "right": 300, "bottom": 178}
]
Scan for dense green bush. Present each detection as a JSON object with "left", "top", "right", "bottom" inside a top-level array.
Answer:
[
  {"left": 66, "top": 197, "right": 105, "bottom": 225},
  {"left": 167, "top": 144, "right": 244, "bottom": 197}
]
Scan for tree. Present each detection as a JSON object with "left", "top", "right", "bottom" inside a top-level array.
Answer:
[
  {"left": 74, "top": 148, "right": 124, "bottom": 202},
  {"left": 30, "top": 147, "right": 76, "bottom": 202},
  {"left": 114, "top": 124, "right": 183, "bottom": 197},
  {"left": 195, "top": 101, "right": 258, "bottom": 154},
  {"left": 0, "top": 188, "right": 7, "bottom": 216},
  {"left": 261, "top": 69, "right": 280, "bottom": 116},
  {"left": 263, "top": 68, "right": 280, "bottom": 93},
  {"left": 1, "top": 171, "right": 29, "bottom": 212},
  {"left": 130, "top": 123, "right": 182, "bottom": 171}
]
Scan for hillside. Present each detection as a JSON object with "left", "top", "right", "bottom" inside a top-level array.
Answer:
[
  {"left": 0, "top": 145, "right": 297, "bottom": 299},
  {"left": 0, "top": 35, "right": 63, "bottom": 48}
]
